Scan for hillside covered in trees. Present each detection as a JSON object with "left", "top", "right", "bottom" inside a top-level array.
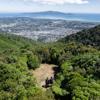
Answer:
[
  {"left": 60, "top": 25, "right": 100, "bottom": 47},
  {"left": 0, "top": 25, "right": 100, "bottom": 100}
]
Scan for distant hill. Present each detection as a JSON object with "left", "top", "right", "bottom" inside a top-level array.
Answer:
[
  {"left": 24, "top": 11, "right": 68, "bottom": 19},
  {"left": 0, "top": 11, "right": 74, "bottom": 20},
  {"left": 0, "top": 11, "right": 100, "bottom": 22},
  {"left": 60, "top": 25, "right": 100, "bottom": 47}
]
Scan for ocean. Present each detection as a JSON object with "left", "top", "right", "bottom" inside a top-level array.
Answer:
[{"left": 0, "top": 13, "right": 100, "bottom": 22}]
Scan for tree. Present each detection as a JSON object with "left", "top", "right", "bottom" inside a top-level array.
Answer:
[{"left": 27, "top": 54, "right": 40, "bottom": 70}]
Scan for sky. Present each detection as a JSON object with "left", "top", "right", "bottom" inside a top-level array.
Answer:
[{"left": 0, "top": 0, "right": 100, "bottom": 13}]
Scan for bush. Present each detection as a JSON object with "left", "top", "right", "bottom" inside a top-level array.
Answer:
[{"left": 27, "top": 54, "right": 40, "bottom": 70}]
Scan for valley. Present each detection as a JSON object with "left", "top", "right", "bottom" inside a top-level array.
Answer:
[
  {"left": 0, "top": 24, "right": 100, "bottom": 100},
  {"left": 0, "top": 17, "right": 98, "bottom": 42}
]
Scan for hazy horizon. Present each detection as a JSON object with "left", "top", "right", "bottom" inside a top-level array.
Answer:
[{"left": 0, "top": 11, "right": 100, "bottom": 14}]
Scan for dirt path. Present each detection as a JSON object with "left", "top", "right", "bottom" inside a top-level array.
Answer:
[{"left": 33, "top": 64, "right": 57, "bottom": 87}]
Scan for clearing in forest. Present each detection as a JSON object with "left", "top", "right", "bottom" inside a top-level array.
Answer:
[{"left": 33, "top": 64, "right": 58, "bottom": 87}]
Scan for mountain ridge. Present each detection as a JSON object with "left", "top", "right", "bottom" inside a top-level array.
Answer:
[{"left": 60, "top": 25, "right": 100, "bottom": 47}]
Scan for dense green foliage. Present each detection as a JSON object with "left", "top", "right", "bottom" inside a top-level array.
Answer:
[
  {"left": 0, "top": 33, "right": 36, "bottom": 50},
  {"left": 0, "top": 63, "right": 37, "bottom": 100},
  {"left": 0, "top": 34, "right": 54, "bottom": 100},
  {"left": 60, "top": 25, "right": 100, "bottom": 47},
  {"left": 0, "top": 25, "right": 100, "bottom": 100},
  {"left": 27, "top": 54, "right": 40, "bottom": 69}
]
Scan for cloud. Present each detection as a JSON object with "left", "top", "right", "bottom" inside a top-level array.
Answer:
[{"left": 24, "top": 0, "right": 89, "bottom": 4}]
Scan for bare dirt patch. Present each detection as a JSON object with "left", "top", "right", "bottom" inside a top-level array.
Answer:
[{"left": 33, "top": 64, "right": 58, "bottom": 87}]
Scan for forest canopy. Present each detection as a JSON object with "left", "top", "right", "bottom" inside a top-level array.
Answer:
[{"left": 0, "top": 25, "right": 100, "bottom": 100}]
